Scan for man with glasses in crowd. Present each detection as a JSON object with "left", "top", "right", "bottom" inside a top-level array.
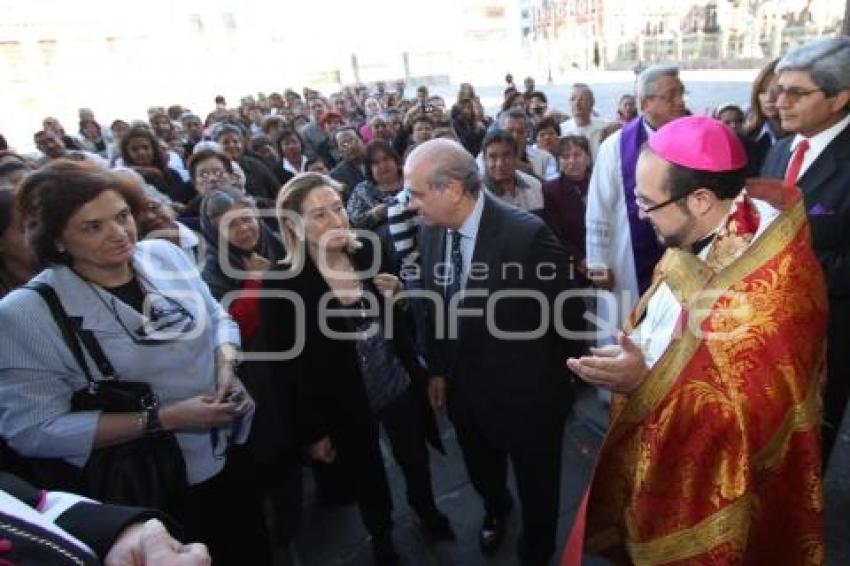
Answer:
[
  {"left": 566, "top": 116, "right": 827, "bottom": 565},
  {"left": 329, "top": 126, "right": 367, "bottom": 202},
  {"left": 585, "top": 64, "right": 686, "bottom": 344},
  {"left": 761, "top": 36, "right": 850, "bottom": 468}
]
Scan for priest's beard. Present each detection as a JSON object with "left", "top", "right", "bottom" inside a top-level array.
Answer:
[{"left": 652, "top": 211, "right": 695, "bottom": 250}]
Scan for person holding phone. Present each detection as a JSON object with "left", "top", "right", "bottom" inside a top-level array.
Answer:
[{"left": 0, "top": 161, "right": 271, "bottom": 565}]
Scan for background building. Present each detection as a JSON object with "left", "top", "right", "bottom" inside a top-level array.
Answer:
[{"left": 522, "top": 0, "right": 845, "bottom": 72}]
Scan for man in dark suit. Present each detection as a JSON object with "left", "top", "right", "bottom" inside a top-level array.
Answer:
[
  {"left": 404, "top": 139, "right": 585, "bottom": 565},
  {"left": 761, "top": 37, "right": 850, "bottom": 466}
]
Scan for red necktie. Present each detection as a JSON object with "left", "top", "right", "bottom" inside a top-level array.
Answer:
[{"left": 784, "top": 139, "right": 810, "bottom": 186}]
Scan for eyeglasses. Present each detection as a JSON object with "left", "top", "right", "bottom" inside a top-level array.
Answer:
[
  {"left": 197, "top": 169, "right": 228, "bottom": 180},
  {"left": 768, "top": 85, "right": 823, "bottom": 103},
  {"left": 635, "top": 187, "right": 697, "bottom": 213},
  {"left": 646, "top": 88, "right": 687, "bottom": 103}
]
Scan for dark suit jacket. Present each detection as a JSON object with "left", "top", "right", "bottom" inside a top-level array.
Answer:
[
  {"left": 761, "top": 119, "right": 850, "bottom": 303},
  {"left": 762, "top": 119, "right": 850, "bottom": 381},
  {"left": 417, "top": 193, "right": 585, "bottom": 451},
  {"left": 238, "top": 154, "right": 284, "bottom": 204},
  {"left": 330, "top": 160, "right": 366, "bottom": 202}
]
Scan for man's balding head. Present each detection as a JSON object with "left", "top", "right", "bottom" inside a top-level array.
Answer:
[
  {"left": 405, "top": 139, "right": 481, "bottom": 228},
  {"left": 406, "top": 139, "right": 481, "bottom": 196}
]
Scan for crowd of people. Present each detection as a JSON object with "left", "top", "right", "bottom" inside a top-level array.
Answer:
[{"left": 0, "top": 34, "right": 847, "bottom": 566}]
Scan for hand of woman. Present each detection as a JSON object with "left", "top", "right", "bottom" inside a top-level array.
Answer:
[
  {"left": 369, "top": 204, "right": 388, "bottom": 223},
  {"left": 159, "top": 396, "right": 241, "bottom": 432},
  {"left": 210, "top": 364, "right": 253, "bottom": 415},
  {"left": 132, "top": 166, "right": 165, "bottom": 181},
  {"left": 373, "top": 273, "right": 402, "bottom": 298},
  {"left": 310, "top": 436, "right": 336, "bottom": 463},
  {"left": 244, "top": 252, "right": 270, "bottom": 274}
]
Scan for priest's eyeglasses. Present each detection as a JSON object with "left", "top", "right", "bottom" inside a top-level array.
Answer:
[{"left": 635, "top": 187, "right": 698, "bottom": 213}]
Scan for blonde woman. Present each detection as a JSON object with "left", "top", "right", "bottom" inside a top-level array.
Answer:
[{"left": 259, "top": 173, "right": 453, "bottom": 565}]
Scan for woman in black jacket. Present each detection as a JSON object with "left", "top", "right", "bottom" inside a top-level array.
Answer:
[
  {"left": 197, "top": 188, "right": 299, "bottom": 546},
  {"left": 260, "top": 173, "right": 453, "bottom": 565}
]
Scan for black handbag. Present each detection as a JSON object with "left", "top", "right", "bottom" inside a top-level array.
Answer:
[
  {"left": 22, "top": 282, "right": 189, "bottom": 509},
  {"left": 349, "top": 302, "right": 411, "bottom": 412}
]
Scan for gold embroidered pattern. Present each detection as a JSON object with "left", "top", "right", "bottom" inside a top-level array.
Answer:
[{"left": 626, "top": 495, "right": 752, "bottom": 565}]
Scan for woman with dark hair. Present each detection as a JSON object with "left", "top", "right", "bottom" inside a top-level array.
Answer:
[
  {"left": 213, "top": 124, "right": 285, "bottom": 205},
  {"left": 120, "top": 126, "right": 194, "bottom": 204},
  {"left": 261, "top": 174, "right": 453, "bottom": 565},
  {"left": 79, "top": 119, "right": 108, "bottom": 158},
  {"left": 542, "top": 135, "right": 591, "bottom": 272},
  {"left": 199, "top": 188, "right": 284, "bottom": 304},
  {"left": 0, "top": 189, "right": 37, "bottom": 298},
  {"left": 181, "top": 148, "right": 244, "bottom": 226},
  {"left": 346, "top": 141, "right": 404, "bottom": 229},
  {"left": 742, "top": 58, "right": 786, "bottom": 174},
  {"left": 276, "top": 129, "right": 308, "bottom": 176},
  {"left": 533, "top": 117, "right": 562, "bottom": 161},
  {"left": 501, "top": 90, "right": 526, "bottom": 114},
  {"left": 197, "top": 188, "right": 297, "bottom": 548},
  {"left": 451, "top": 99, "right": 487, "bottom": 156},
  {"left": 0, "top": 160, "right": 271, "bottom": 565},
  {"left": 0, "top": 160, "right": 30, "bottom": 189},
  {"left": 188, "top": 148, "right": 241, "bottom": 197}
]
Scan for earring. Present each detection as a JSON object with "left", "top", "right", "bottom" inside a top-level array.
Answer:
[{"left": 56, "top": 245, "right": 66, "bottom": 253}]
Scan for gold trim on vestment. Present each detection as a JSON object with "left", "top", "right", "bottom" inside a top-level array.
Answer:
[
  {"left": 753, "top": 361, "right": 823, "bottom": 471},
  {"left": 625, "top": 495, "right": 752, "bottom": 565},
  {"left": 616, "top": 197, "right": 806, "bottom": 426}
]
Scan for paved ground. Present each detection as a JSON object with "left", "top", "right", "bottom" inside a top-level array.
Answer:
[{"left": 285, "top": 386, "right": 850, "bottom": 566}]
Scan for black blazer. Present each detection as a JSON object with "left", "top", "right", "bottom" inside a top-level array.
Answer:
[
  {"left": 417, "top": 193, "right": 585, "bottom": 451},
  {"left": 329, "top": 160, "right": 366, "bottom": 202},
  {"left": 259, "top": 239, "right": 439, "bottom": 449},
  {"left": 761, "top": 119, "right": 850, "bottom": 303}
]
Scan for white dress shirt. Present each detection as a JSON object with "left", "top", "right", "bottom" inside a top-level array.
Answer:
[{"left": 788, "top": 113, "right": 850, "bottom": 180}]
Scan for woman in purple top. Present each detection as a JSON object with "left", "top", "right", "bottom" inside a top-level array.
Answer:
[{"left": 542, "top": 135, "right": 591, "bottom": 276}]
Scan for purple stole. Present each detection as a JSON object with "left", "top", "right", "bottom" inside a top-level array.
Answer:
[{"left": 619, "top": 117, "right": 665, "bottom": 295}]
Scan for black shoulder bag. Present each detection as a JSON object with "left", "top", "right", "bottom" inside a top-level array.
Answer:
[{"left": 23, "top": 282, "right": 189, "bottom": 509}]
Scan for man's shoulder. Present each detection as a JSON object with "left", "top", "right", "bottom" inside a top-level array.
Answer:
[
  {"left": 829, "top": 118, "right": 850, "bottom": 156},
  {"left": 483, "top": 192, "right": 545, "bottom": 235},
  {"left": 516, "top": 169, "right": 542, "bottom": 190}
]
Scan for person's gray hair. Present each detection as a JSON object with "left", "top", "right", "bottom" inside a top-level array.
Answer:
[
  {"left": 637, "top": 64, "right": 680, "bottom": 102},
  {"left": 369, "top": 113, "right": 388, "bottom": 126},
  {"left": 202, "top": 187, "right": 256, "bottom": 220},
  {"left": 212, "top": 123, "right": 244, "bottom": 141},
  {"left": 193, "top": 140, "right": 222, "bottom": 154},
  {"left": 572, "top": 83, "right": 595, "bottom": 105},
  {"left": 776, "top": 37, "right": 850, "bottom": 97},
  {"left": 411, "top": 139, "right": 481, "bottom": 197},
  {"left": 142, "top": 184, "right": 173, "bottom": 206},
  {"left": 498, "top": 108, "right": 528, "bottom": 129},
  {"left": 180, "top": 112, "right": 201, "bottom": 124}
]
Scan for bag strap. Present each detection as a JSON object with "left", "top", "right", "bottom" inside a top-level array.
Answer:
[{"left": 25, "top": 282, "right": 116, "bottom": 382}]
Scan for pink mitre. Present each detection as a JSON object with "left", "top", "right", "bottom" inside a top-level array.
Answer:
[{"left": 648, "top": 116, "right": 748, "bottom": 172}]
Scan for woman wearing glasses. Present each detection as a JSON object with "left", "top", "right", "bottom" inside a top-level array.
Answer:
[
  {"left": 260, "top": 173, "right": 453, "bottom": 565},
  {"left": 183, "top": 147, "right": 245, "bottom": 227},
  {"left": 0, "top": 161, "right": 271, "bottom": 565}
]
